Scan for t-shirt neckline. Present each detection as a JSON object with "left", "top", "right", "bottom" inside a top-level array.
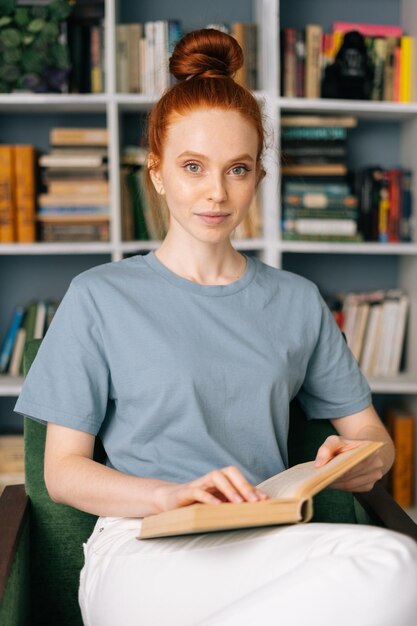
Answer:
[{"left": 143, "top": 250, "right": 256, "bottom": 296}]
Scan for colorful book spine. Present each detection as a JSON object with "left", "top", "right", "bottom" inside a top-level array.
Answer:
[
  {"left": 387, "top": 408, "right": 414, "bottom": 508},
  {"left": 0, "top": 306, "right": 25, "bottom": 373},
  {"left": 0, "top": 145, "right": 15, "bottom": 243},
  {"left": 14, "top": 145, "right": 36, "bottom": 243}
]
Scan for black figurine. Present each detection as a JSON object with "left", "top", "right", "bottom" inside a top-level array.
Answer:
[{"left": 321, "top": 30, "right": 374, "bottom": 100}]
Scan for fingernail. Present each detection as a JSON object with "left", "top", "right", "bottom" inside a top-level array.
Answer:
[
  {"left": 315, "top": 457, "right": 325, "bottom": 467},
  {"left": 232, "top": 494, "right": 243, "bottom": 503}
]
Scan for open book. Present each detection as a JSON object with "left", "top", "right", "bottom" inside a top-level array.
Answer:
[{"left": 138, "top": 440, "right": 383, "bottom": 539}]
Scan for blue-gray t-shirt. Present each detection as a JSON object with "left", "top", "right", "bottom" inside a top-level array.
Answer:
[{"left": 14, "top": 251, "right": 371, "bottom": 485}]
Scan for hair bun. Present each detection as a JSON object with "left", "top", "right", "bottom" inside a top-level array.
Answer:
[{"left": 169, "top": 28, "right": 244, "bottom": 82}]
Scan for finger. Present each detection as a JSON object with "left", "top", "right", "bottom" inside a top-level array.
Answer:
[
  {"left": 179, "top": 487, "right": 223, "bottom": 506},
  {"left": 197, "top": 469, "right": 247, "bottom": 503},
  {"left": 314, "top": 436, "right": 361, "bottom": 467},
  {"left": 222, "top": 466, "right": 269, "bottom": 501}
]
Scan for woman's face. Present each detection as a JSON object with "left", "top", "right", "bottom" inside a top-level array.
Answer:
[{"left": 149, "top": 108, "right": 259, "bottom": 245}]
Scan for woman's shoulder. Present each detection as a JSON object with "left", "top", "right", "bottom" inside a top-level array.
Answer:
[
  {"left": 254, "top": 257, "right": 321, "bottom": 298},
  {"left": 70, "top": 254, "right": 150, "bottom": 291}
]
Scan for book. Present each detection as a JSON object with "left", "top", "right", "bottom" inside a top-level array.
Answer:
[
  {"left": 50, "top": 128, "right": 108, "bottom": 146},
  {"left": 281, "top": 116, "right": 357, "bottom": 128},
  {"left": 304, "top": 24, "right": 323, "bottom": 99},
  {"left": 386, "top": 408, "right": 414, "bottom": 508},
  {"left": 281, "top": 164, "right": 347, "bottom": 176},
  {"left": 14, "top": 145, "right": 36, "bottom": 243},
  {"left": 138, "top": 441, "right": 383, "bottom": 539},
  {"left": 0, "top": 145, "right": 15, "bottom": 243},
  {"left": 0, "top": 306, "right": 25, "bottom": 374},
  {"left": 333, "top": 22, "right": 403, "bottom": 38}
]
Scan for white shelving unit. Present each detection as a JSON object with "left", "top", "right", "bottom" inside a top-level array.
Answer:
[{"left": 1, "top": 0, "right": 417, "bottom": 510}]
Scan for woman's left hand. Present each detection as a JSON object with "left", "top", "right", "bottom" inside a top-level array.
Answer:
[{"left": 314, "top": 434, "right": 385, "bottom": 492}]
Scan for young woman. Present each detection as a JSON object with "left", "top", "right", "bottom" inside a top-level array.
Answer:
[{"left": 15, "top": 29, "right": 417, "bottom": 626}]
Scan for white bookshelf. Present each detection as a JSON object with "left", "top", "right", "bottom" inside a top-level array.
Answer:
[{"left": 1, "top": 0, "right": 417, "bottom": 504}]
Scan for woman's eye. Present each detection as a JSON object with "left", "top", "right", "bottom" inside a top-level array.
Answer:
[
  {"left": 184, "top": 162, "right": 201, "bottom": 173},
  {"left": 231, "top": 165, "right": 249, "bottom": 176}
]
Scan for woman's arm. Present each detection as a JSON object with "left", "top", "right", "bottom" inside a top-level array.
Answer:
[
  {"left": 44, "top": 423, "right": 268, "bottom": 518},
  {"left": 313, "top": 404, "right": 395, "bottom": 492}
]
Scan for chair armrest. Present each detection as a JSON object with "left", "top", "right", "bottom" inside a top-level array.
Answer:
[
  {"left": 354, "top": 481, "right": 417, "bottom": 542},
  {"left": 0, "top": 484, "right": 29, "bottom": 602}
]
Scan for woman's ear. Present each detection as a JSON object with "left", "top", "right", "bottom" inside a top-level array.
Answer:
[{"left": 148, "top": 153, "right": 165, "bottom": 195}]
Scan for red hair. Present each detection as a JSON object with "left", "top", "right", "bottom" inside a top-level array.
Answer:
[{"left": 145, "top": 29, "right": 267, "bottom": 229}]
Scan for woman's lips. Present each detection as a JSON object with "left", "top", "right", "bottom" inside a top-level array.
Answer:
[{"left": 196, "top": 213, "right": 230, "bottom": 224}]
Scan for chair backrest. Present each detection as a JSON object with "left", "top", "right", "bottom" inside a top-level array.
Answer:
[{"left": 22, "top": 338, "right": 370, "bottom": 625}]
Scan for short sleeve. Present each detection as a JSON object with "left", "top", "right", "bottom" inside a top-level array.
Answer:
[
  {"left": 296, "top": 287, "right": 372, "bottom": 420},
  {"left": 14, "top": 277, "right": 110, "bottom": 435}
]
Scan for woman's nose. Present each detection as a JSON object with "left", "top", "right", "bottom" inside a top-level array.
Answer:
[{"left": 206, "top": 173, "right": 227, "bottom": 203}]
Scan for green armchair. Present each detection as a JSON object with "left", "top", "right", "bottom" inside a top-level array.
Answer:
[{"left": 1, "top": 339, "right": 416, "bottom": 626}]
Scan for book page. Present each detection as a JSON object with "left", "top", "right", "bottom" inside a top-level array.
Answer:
[{"left": 257, "top": 441, "right": 383, "bottom": 499}]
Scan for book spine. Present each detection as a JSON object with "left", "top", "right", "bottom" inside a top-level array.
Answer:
[
  {"left": 90, "top": 24, "right": 102, "bottom": 93},
  {"left": 14, "top": 145, "right": 36, "bottom": 243},
  {"left": 370, "top": 37, "right": 387, "bottom": 101},
  {"left": 393, "top": 45, "right": 402, "bottom": 102},
  {"left": 232, "top": 23, "right": 246, "bottom": 88},
  {"left": 295, "top": 30, "right": 306, "bottom": 97},
  {"left": 283, "top": 27, "right": 297, "bottom": 97},
  {"left": 304, "top": 24, "right": 323, "bottom": 99},
  {"left": 383, "top": 37, "right": 397, "bottom": 101},
  {"left": 282, "top": 218, "right": 357, "bottom": 236},
  {"left": 400, "top": 169, "right": 413, "bottom": 242},
  {"left": 0, "top": 145, "right": 15, "bottom": 243},
  {"left": 50, "top": 128, "right": 109, "bottom": 146},
  {"left": 0, "top": 306, "right": 25, "bottom": 373},
  {"left": 387, "top": 410, "right": 414, "bottom": 508},
  {"left": 400, "top": 36, "right": 413, "bottom": 103}
]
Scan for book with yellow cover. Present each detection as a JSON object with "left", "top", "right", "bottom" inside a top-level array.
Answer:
[{"left": 138, "top": 441, "right": 383, "bottom": 539}]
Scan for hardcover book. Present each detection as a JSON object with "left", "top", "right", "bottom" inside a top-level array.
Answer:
[{"left": 138, "top": 441, "right": 382, "bottom": 539}]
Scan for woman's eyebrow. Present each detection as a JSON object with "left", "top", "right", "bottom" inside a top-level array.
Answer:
[{"left": 176, "top": 151, "right": 254, "bottom": 162}]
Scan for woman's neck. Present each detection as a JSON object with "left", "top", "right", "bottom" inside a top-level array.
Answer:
[{"left": 154, "top": 238, "right": 247, "bottom": 286}]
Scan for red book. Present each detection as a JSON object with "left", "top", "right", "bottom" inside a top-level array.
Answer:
[
  {"left": 387, "top": 169, "right": 401, "bottom": 243},
  {"left": 333, "top": 22, "right": 403, "bottom": 38}
]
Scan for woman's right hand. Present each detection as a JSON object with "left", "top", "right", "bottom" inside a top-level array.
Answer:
[{"left": 153, "top": 465, "right": 269, "bottom": 513}]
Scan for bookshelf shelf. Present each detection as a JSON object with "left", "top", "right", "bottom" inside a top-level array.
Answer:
[
  {"left": 280, "top": 242, "right": 417, "bottom": 255},
  {"left": 278, "top": 97, "right": 417, "bottom": 121},
  {"left": 0, "top": 243, "right": 113, "bottom": 255},
  {"left": 119, "top": 238, "right": 268, "bottom": 254},
  {"left": 0, "top": 94, "right": 109, "bottom": 113}
]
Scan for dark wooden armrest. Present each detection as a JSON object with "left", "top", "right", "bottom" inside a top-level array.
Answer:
[
  {"left": 354, "top": 481, "right": 417, "bottom": 542},
  {"left": 0, "top": 484, "right": 29, "bottom": 602}
]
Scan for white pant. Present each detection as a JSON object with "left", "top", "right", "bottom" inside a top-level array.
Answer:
[{"left": 79, "top": 515, "right": 417, "bottom": 626}]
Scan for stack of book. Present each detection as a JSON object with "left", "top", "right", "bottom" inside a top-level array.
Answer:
[
  {"left": 38, "top": 128, "right": 110, "bottom": 242},
  {"left": 281, "top": 114, "right": 361, "bottom": 241},
  {"left": 331, "top": 289, "right": 409, "bottom": 377},
  {"left": 281, "top": 21, "right": 414, "bottom": 102},
  {"left": 0, "top": 300, "right": 58, "bottom": 378},
  {"left": 0, "top": 144, "right": 37, "bottom": 244},
  {"left": 116, "top": 20, "right": 258, "bottom": 94},
  {"left": 354, "top": 167, "right": 413, "bottom": 242}
]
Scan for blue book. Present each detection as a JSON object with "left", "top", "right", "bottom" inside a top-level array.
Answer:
[{"left": 0, "top": 306, "right": 25, "bottom": 374}]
